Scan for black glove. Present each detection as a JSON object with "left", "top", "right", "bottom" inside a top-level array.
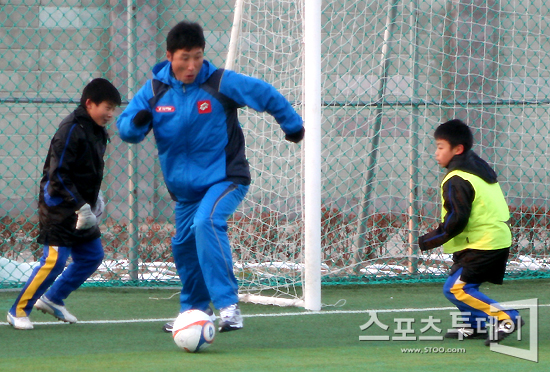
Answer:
[
  {"left": 417, "top": 236, "right": 430, "bottom": 252},
  {"left": 133, "top": 110, "right": 153, "bottom": 128},
  {"left": 285, "top": 127, "right": 305, "bottom": 143}
]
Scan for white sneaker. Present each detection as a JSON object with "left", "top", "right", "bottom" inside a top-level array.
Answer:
[
  {"left": 34, "top": 296, "right": 77, "bottom": 323},
  {"left": 218, "top": 304, "right": 243, "bottom": 333},
  {"left": 7, "top": 312, "right": 34, "bottom": 330}
]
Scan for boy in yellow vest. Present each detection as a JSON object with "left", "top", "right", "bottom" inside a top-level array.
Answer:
[{"left": 418, "top": 119, "right": 522, "bottom": 346}]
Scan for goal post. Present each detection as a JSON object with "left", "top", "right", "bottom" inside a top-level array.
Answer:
[
  {"left": 303, "top": 0, "right": 322, "bottom": 311},
  {"left": 303, "top": 0, "right": 321, "bottom": 311},
  {"left": 229, "top": 0, "right": 322, "bottom": 310},
  {"left": 225, "top": 0, "right": 244, "bottom": 71}
]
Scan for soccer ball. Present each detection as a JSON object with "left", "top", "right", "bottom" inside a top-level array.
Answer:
[{"left": 172, "top": 309, "right": 216, "bottom": 353}]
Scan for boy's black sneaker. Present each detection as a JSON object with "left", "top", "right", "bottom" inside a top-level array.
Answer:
[
  {"left": 444, "top": 327, "right": 487, "bottom": 340},
  {"left": 162, "top": 307, "right": 216, "bottom": 333},
  {"left": 484, "top": 318, "right": 525, "bottom": 346}
]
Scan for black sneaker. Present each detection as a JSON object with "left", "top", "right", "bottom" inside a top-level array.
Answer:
[
  {"left": 162, "top": 307, "right": 216, "bottom": 333},
  {"left": 162, "top": 321, "right": 174, "bottom": 333},
  {"left": 444, "top": 327, "right": 487, "bottom": 340},
  {"left": 484, "top": 317, "right": 525, "bottom": 346}
]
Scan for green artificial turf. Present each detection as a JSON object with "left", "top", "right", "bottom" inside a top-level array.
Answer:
[{"left": 1, "top": 280, "right": 548, "bottom": 371}]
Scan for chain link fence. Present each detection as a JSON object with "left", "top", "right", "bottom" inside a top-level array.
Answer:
[{"left": 1, "top": 1, "right": 549, "bottom": 293}]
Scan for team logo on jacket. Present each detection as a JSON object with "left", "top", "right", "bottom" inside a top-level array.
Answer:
[
  {"left": 155, "top": 106, "right": 175, "bottom": 113},
  {"left": 198, "top": 100, "right": 212, "bottom": 114}
]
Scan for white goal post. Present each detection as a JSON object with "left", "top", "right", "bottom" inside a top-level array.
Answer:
[{"left": 226, "top": 0, "right": 321, "bottom": 310}]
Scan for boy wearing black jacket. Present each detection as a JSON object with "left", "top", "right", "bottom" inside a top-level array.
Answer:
[{"left": 7, "top": 78, "right": 121, "bottom": 330}]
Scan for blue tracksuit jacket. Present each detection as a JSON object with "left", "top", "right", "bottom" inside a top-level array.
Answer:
[{"left": 117, "top": 60, "right": 303, "bottom": 202}]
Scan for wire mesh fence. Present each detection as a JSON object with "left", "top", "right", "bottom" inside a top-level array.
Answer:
[{"left": 1, "top": 1, "right": 549, "bottom": 295}]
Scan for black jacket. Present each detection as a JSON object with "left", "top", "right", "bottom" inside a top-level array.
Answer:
[
  {"left": 418, "top": 150, "right": 498, "bottom": 251},
  {"left": 37, "top": 106, "right": 107, "bottom": 246}
]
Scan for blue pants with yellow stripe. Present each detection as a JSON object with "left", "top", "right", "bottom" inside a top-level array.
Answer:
[
  {"left": 172, "top": 181, "right": 249, "bottom": 313},
  {"left": 9, "top": 238, "right": 104, "bottom": 318},
  {"left": 444, "top": 267, "right": 519, "bottom": 328}
]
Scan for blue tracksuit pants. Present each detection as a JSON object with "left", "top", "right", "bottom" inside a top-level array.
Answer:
[
  {"left": 443, "top": 267, "right": 519, "bottom": 328},
  {"left": 172, "top": 181, "right": 249, "bottom": 312},
  {"left": 10, "top": 238, "right": 104, "bottom": 317}
]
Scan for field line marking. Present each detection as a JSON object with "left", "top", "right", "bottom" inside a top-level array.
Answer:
[{"left": 1, "top": 303, "right": 549, "bottom": 326}]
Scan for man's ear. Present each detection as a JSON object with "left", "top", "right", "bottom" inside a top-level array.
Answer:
[{"left": 454, "top": 144, "right": 465, "bottom": 155}]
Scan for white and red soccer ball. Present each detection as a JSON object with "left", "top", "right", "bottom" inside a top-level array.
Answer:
[{"left": 172, "top": 309, "right": 216, "bottom": 353}]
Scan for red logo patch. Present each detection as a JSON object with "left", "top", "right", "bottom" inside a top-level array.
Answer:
[
  {"left": 198, "top": 100, "right": 212, "bottom": 114},
  {"left": 155, "top": 106, "right": 175, "bottom": 113}
]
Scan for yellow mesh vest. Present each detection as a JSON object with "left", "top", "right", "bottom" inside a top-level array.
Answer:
[{"left": 441, "top": 170, "right": 512, "bottom": 253}]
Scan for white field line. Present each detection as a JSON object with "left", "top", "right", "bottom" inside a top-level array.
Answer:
[{"left": 1, "top": 304, "right": 549, "bottom": 327}]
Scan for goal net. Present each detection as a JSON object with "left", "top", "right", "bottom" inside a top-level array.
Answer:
[
  {"left": 227, "top": 0, "right": 307, "bottom": 307},
  {"left": 228, "top": 0, "right": 550, "bottom": 307}
]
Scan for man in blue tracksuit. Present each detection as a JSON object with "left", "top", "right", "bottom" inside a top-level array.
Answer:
[{"left": 117, "top": 21, "right": 304, "bottom": 333}]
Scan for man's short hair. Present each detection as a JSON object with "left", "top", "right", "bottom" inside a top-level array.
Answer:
[
  {"left": 434, "top": 119, "right": 474, "bottom": 152},
  {"left": 166, "top": 21, "right": 206, "bottom": 53},
  {"left": 80, "top": 78, "right": 121, "bottom": 107}
]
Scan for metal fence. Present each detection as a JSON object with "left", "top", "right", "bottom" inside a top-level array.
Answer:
[{"left": 1, "top": 1, "right": 549, "bottom": 293}]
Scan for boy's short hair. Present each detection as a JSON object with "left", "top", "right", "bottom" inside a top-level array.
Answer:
[
  {"left": 80, "top": 78, "right": 121, "bottom": 107},
  {"left": 434, "top": 119, "right": 473, "bottom": 152},
  {"left": 166, "top": 21, "right": 206, "bottom": 53}
]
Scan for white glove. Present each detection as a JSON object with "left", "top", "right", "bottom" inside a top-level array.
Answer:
[
  {"left": 91, "top": 191, "right": 105, "bottom": 218},
  {"left": 75, "top": 203, "right": 97, "bottom": 230}
]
